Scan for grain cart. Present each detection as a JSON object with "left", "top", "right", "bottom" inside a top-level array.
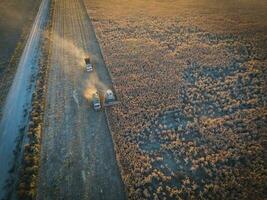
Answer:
[
  {"left": 92, "top": 92, "right": 101, "bottom": 110},
  {"left": 85, "top": 57, "right": 93, "bottom": 72}
]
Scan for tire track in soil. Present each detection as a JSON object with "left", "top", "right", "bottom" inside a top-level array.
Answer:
[{"left": 37, "top": 0, "right": 125, "bottom": 199}]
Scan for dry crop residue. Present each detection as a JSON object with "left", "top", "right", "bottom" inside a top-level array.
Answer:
[
  {"left": 84, "top": 0, "right": 267, "bottom": 199},
  {"left": 37, "top": 0, "right": 125, "bottom": 199}
]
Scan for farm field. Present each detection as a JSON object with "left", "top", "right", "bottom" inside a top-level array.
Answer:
[
  {"left": 84, "top": 0, "right": 267, "bottom": 199},
  {"left": 0, "top": 0, "right": 49, "bottom": 198},
  {"left": 0, "top": 0, "right": 41, "bottom": 116},
  {"left": 37, "top": 0, "right": 125, "bottom": 199},
  {"left": 0, "top": 0, "right": 266, "bottom": 199}
]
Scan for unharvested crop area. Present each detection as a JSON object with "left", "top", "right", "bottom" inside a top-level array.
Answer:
[{"left": 85, "top": 0, "right": 267, "bottom": 199}]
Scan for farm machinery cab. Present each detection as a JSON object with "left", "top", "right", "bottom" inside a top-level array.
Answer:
[
  {"left": 84, "top": 57, "right": 93, "bottom": 72},
  {"left": 104, "top": 89, "right": 115, "bottom": 104},
  {"left": 103, "top": 89, "right": 119, "bottom": 107},
  {"left": 92, "top": 92, "right": 101, "bottom": 110}
]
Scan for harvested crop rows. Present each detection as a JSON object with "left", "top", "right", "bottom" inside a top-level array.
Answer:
[
  {"left": 85, "top": 0, "right": 267, "bottom": 199},
  {"left": 37, "top": 0, "right": 125, "bottom": 199}
]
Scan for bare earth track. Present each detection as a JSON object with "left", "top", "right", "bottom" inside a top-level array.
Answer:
[{"left": 37, "top": 0, "right": 125, "bottom": 199}]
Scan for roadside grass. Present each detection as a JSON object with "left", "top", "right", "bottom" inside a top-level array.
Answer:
[{"left": 17, "top": 1, "right": 54, "bottom": 199}]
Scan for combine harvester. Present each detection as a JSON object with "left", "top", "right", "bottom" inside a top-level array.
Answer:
[
  {"left": 104, "top": 89, "right": 117, "bottom": 106},
  {"left": 84, "top": 56, "right": 119, "bottom": 110},
  {"left": 91, "top": 89, "right": 119, "bottom": 111}
]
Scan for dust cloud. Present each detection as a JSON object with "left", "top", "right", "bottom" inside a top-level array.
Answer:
[
  {"left": 52, "top": 32, "right": 87, "bottom": 67},
  {"left": 49, "top": 33, "right": 109, "bottom": 101},
  {"left": 83, "top": 85, "right": 97, "bottom": 100},
  {"left": 83, "top": 73, "right": 109, "bottom": 100}
]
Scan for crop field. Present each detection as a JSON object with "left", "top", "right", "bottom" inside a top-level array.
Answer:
[
  {"left": 0, "top": 0, "right": 41, "bottom": 116},
  {"left": 37, "top": 0, "right": 125, "bottom": 199},
  {"left": 84, "top": 0, "right": 267, "bottom": 199}
]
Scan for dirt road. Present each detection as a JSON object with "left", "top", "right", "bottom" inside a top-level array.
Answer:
[
  {"left": 0, "top": 0, "right": 50, "bottom": 198},
  {"left": 37, "top": 0, "right": 125, "bottom": 199}
]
